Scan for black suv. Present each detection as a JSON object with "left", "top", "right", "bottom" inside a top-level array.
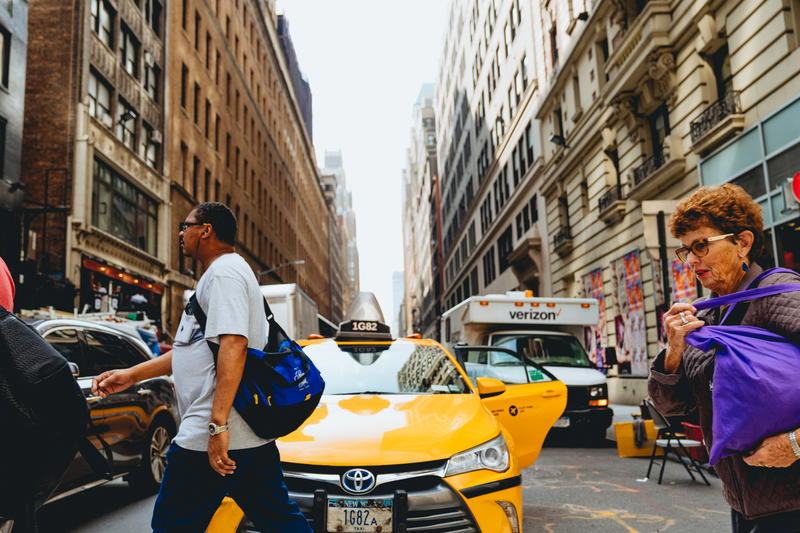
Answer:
[{"left": 29, "top": 318, "right": 178, "bottom": 502}]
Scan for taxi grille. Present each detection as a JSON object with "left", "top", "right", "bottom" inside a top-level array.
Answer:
[
  {"left": 407, "top": 506, "right": 478, "bottom": 532},
  {"left": 234, "top": 461, "right": 483, "bottom": 532}
]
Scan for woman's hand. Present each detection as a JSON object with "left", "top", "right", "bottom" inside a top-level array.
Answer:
[
  {"left": 743, "top": 430, "right": 800, "bottom": 468},
  {"left": 663, "top": 302, "right": 705, "bottom": 372}
]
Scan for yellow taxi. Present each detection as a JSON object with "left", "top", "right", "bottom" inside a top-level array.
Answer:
[{"left": 207, "top": 293, "right": 567, "bottom": 533}]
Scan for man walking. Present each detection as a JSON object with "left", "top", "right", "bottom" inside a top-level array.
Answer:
[{"left": 93, "top": 203, "right": 310, "bottom": 532}]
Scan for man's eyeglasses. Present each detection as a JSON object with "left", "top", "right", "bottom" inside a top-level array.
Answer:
[
  {"left": 178, "top": 222, "right": 209, "bottom": 233},
  {"left": 675, "top": 233, "right": 735, "bottom": 263}
]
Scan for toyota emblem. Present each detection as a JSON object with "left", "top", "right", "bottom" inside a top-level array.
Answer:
[{"left": 341, "top": 468, "right": 376, "bottom": 494}]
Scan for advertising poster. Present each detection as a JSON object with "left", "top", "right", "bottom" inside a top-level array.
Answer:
[
  {"left": 611, "top": 249, "right": 648, "bottom": 376},
  {"left": 582, "top": 268, "right": 607, "bottom": 368},
  {"left": 671, "top": 259, "right": 698, "bottom": 303}
]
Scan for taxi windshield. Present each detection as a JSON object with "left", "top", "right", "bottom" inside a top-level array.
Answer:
[
  {"left": 303, "top": 339, "right": 471, "bottom": 395},
  {"left": 492, "top": 333, "right": 594, "bottom": 368}
]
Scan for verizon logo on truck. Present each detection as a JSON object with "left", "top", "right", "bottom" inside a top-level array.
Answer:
[{"left": 508, "top": 309, "right": 561, "bottom": 321}]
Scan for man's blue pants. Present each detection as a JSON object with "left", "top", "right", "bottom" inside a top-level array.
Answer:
[{"left": 151, "top": 441, "right": 311, "bottom": 533}]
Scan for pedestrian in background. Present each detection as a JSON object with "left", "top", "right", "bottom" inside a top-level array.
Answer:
[
  {"left": 648, "top": 184, "right": 800, "bottom": 532},
  {"left": 92, "top": 202, "right": 310, "bottom": 533},
  {"left": 0, "top": 256, "right": 14, "bottom": 312}
]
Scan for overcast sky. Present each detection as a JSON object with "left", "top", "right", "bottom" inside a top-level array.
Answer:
[{"left": 277, "top": 1, "right": 450, "bottom": 321}]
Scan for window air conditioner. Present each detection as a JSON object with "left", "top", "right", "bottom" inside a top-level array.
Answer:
[{"left": 148, "top": 129, "right": 163, "bottom": 143}]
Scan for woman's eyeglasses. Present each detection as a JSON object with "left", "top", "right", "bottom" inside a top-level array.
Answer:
[
  {"left": 675, "top": 233, "right": 735, "bottom": 263},
  {"left": 178, "top": 222, "right": 209, "bottom": 232}
]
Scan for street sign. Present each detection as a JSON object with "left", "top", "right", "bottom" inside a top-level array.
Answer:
[{"left": 793, "top": 172, "right": 800, "bottom": 203}]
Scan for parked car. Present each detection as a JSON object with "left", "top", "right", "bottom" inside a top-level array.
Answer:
[{"left": 25, "top": 317, "right": 178, "bottom": 502}]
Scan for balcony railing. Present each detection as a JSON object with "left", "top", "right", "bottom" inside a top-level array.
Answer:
[
  {"left": 633, "top": 149, "right": 665, "bottom": 186},
  {"left": 553, "top": 225, "right": 573, "bottom": 255},
  {"left": 690, "top": 91, "right": 742, "bottom": 144},
  {"left": 598, "top": 183, "right": 624, "bottom": 213}
]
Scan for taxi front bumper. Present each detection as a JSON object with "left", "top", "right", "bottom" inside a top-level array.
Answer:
[{"left": 207, "top": 464, "right": 523, "bottom": 533}]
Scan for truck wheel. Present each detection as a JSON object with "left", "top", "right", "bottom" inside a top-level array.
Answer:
[{"left": 128, "top": 421, "right": 173, "bottom": 494}]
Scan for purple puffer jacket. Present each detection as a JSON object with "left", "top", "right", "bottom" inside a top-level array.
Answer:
[{"left": 648, "top": 263, "right": 800, "bottom": 520}]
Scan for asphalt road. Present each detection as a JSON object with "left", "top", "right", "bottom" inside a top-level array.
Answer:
[{"left": 37, "top": 444, "right": 730, "bottom": 533}]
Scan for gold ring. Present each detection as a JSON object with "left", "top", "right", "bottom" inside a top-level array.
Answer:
[{"left": 217, "top": 459, "right": 222, "bottom": 464}]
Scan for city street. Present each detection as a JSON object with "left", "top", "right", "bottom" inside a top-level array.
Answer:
[{"left": 38, "top": 443, "right": 729, "bottom": 533}]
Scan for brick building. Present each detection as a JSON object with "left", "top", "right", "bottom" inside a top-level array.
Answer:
[
  {"left": 165, "top": 0, "right": 332, "bottom": 332},
  {"left": 21, "top": 0, "right": 170, "bottom": 317}
]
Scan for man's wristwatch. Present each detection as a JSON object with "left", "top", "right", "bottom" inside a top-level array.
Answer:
[
  {"left": 208, "top": 422, "right": 229, "bottom": 436},
  {"left": 789, "top": 430, "right": 800, "bottom": 459}
]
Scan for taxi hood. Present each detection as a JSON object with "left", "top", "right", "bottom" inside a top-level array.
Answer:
[{"left": 277, "top": 393, "right": 500, "bottom": 465}]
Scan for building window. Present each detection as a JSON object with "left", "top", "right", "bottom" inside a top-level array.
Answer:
[
  {"left": 525, "top": 123, "right": 534, "bottom": 163},
  {"left": 554, "top": 107, "right": 564, "bottom": 137},
  {"left": 710, "top": 44, "right": 733, "bottom": 99},
  {"left": 145, "top": 63, "right": 160, "bottom": 102},
  {"left": 648, "top": 104, "right": 671, "bottom": 155},
  {"left": 143, "top": 123, "right": 160, "bottom": 169},
  {"left": 120, "top": 25, "right": 140, "bottom": 79},
  {"left": 530, "top": 194, "right": 538, "bottom": 223},
  {"left": 497, "top": 226, "right": 513, "bottom": 273},
  {"left": 194, "top": 11, "right": 201, "bottom": 50},
  {"left": 91, "top": 0, "right": 114, "bottom": 48},
  {"left": 181, "top": 0, "right": 188, "bottom": 29},
  {"left": 116, "top": 98, "right": 137, "bottom": 150},
  {"left": 180, "top": 64, "right": 188, "bottom": 108},
  {"left": 204, "top": 99, "right": 211, "bottom": 137},
  {"left": 92, "top": 158, "right": 158, "bottom": 256},
  {"left": 0, "top": 24, "right": 9, "bottom": 89},
  {"left": 0, "top": 117, "right": 6, "bottom": 178},
  {"left": 470, "top": 267, "right": 478, "bottom": 295},
  {"left": 88, "top": 70, "right": 113, "bottom": 128},
  {"left": 193, "top": 82, "right": 200, "bottom": 124},
  {"left": 549, "top": 25, "right": 558, "bottom": 67},
  {"left": 145, "top": 0, "right": 162, "bottom": 37},
  {"left": 483, "top": 247, "right": 497, "bottom": 286}
]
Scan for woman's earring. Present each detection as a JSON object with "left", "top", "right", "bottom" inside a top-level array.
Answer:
[{"left": 742, "top": 262, "right": 749, "bottom": 272}]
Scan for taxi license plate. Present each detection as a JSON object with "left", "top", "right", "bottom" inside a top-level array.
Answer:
[
  {"left": 327, "top": 498, "right": 393, "bottom": 532},
  {"left": 553, "top": 416, "right": 570, "bottom": 428}
]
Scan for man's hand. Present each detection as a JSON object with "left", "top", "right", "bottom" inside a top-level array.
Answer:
[
  {"left": 208, "top": 432, "right": 236, "bottom": 476},
  {"left": 743, "top": 431, "right": 800, "bottom": 468},
  {"left": 92, "top": 368, "right": 137, "bottom": 397}
]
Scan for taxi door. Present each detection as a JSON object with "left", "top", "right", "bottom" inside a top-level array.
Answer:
[{"left": 455, "top": 346, "right": 567, "bottom": 469}]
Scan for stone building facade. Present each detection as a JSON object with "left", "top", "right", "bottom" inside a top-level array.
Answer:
[
  {"left": 429, "top": 0, "right": 800, "bottom": 402},
  {"left": 165, "top": 0, "right": 332, "bottom": 332},
  {"left": 533, "top": 0, "right": 800, "bottom": 401},
  {"left": 22, "top": 0, "right": 170, "bottom": 317}
]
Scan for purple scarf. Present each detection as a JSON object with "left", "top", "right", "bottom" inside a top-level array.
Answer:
[{"left": 685, "top": 268, "right": 800, "bottom": 465}]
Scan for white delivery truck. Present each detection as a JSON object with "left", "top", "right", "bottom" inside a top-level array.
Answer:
[
  {"left": 183, "top": 283, "right": 320, "bottom": 340},
  {"left": 441, "top": 290, "right": 613, "bottom": 440}
]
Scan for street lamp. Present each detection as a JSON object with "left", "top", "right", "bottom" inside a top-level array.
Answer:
[{"left": 256, "top": 260, "right": 305, "bottom": 283}]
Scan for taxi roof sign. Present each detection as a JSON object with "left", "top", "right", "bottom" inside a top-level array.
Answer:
[{"left": 336, "top": 291, "right": 393, "bottom": 340}]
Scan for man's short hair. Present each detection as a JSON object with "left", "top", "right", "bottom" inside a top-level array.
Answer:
[{"left": 193, "top": 202, "right": 237, "bottom": 245}]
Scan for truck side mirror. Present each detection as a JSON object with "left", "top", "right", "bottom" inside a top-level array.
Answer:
[{"left": 604, "top": 347, "right": 618, "bottom": 367}]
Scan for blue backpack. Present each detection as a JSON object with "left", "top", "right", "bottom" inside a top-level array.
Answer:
[{"left": 187, "top": 294, "right": 325, "bottom": 440}]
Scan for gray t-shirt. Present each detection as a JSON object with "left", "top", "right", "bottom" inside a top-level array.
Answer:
[{"left": 171, "top": 253, "right": 271, "bottom": 451}]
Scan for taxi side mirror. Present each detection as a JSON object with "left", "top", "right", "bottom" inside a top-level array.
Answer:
[
  {"left": 68, "top": 361, "right": 80, "bottom": 378},
  {"left": 476, "top": 377, "right": 506, "bottom": 399}
]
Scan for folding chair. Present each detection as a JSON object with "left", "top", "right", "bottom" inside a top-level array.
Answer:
[{"left": 644, "top": 399, "right": 710, "bottom": 485}]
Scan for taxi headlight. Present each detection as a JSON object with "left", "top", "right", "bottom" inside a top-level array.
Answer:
[{"left": 445, "top": 434, "right": 509, "bottom": 476}]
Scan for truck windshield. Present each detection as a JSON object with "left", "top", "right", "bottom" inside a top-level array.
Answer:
[
  {"left": 491, "top": 334, "right": 594, "bottom": 368},
  {"left": 303, "top": 339, "right": 471, "bottom": 394}
]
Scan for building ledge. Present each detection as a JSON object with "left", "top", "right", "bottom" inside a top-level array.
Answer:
[
  {"left": 690, "top": 91, "right": 746, "bottom": 155},
  {"left": 628, "top": 156, "right": 685, "bottom": 201},
  {"left": 603, "top": 0, "right": 672, "bottom": 101},
  {"left": 598, "top": 186, "right": 627, "bottom": 225},
  {"left": 553, "top": 226, "right": 574, "bottom": 256}
]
